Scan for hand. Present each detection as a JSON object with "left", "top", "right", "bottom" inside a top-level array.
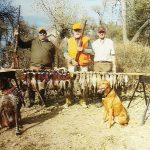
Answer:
[
  {"left": 14, "top": 28, "right": 19, "bottom": 37},
  {"left": 53, "top": 67, "right": 58, "bottom": 70},
  {"left": 72, "top": 59, "right": 78, "bottom": 66},
  {"left": 77, "top": 46, "right": 83, "bottom": 52}
]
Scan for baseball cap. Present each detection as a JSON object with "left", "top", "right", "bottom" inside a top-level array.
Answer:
[
  {"left": 98, "top": 26, "right": 106, "bottom": 33},
  {"left": 38, "top": 27, "right": 47, "bottom": 33},
  {"left": 72, "top": 23, "right": 82, "bottom": 30}
]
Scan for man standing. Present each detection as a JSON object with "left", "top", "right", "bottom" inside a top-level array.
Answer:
[
  {"left": 64, "top": 23, "right": 94, "bottom": 72},
  {"left": 63, "top": 23, "right": 94, "bottom": 108},
  {"left": 14, "top": 27, "right": 56, "bottom": 107},
  {"left": 92, "top": 26, "right": 116, "bottom": 72}
]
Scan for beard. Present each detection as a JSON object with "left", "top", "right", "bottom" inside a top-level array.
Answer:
[{"left": 74, "top": 33, "right": 81, "bottom": 39}]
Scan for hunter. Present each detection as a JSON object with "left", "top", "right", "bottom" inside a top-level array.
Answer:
[
  {"left": 64, "top": 23, "right": 94, "bottom": 72},
  {"left": 63, "top": 23, "right": 94, "bottom": 108},
  {"left": 14, "top": 27, "right": 56, "bottom": 107}
]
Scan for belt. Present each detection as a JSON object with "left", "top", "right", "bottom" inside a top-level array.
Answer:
[{"left": 94, "top": 61, "right": 112, "bottom": 63}]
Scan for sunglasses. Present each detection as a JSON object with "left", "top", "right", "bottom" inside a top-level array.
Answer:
[
  {"left": 74, "top": 29, "right": 81, "bottom": 32},
  {"left": 39, "top": 32, "right": 47, "bottom": 36},
  {"left": 99, "top": 31, "right": 105, "bottom": 34}
]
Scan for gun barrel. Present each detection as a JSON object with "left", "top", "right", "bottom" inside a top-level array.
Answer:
[
  {"left": 12, "top": 5, "right": 21, "bottom": 69},
  {"left": 75, "top": 20, "right": 87, "bottom": 63}
]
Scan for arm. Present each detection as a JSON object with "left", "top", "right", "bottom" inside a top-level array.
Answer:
[
  {"left": 64, "top": 45, "right": 72, "bottom": 62},
  {"left": 18, "top": 37, "right": 32, "bottom": 49},
  {"left": 14, "top": 28, "right": 32, "bottom": 49},
  {"left": 83, "top": 41, "right": 95, "bottom": 55},
  {"left": 112, "top": 55, "right": 116, "bottom": 73},
  {"left": 64, "top": 44, "right": 77, "bottom": 66},
  {"left": 110, "top": 41, "right": 116, "bottom": 73}
]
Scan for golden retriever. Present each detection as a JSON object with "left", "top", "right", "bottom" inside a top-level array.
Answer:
[{"left": 98, "top": 80, "right": 129, "bottom": 128}]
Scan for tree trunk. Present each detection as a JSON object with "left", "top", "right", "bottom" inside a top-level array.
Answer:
[
  {"left": 131, "top": 19, "right": 150, "bottom": 42},
  {"left": 121, "top": 0, "right": 128, "bottom": 43}
]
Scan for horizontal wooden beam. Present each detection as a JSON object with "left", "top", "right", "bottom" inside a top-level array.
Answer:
[{"left": 1, "top": 69, "right": 150, "bottom": 76}]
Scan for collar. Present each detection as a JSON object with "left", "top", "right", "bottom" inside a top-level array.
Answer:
[
  {"left": 3, "top": 86, "right": 17, "bottom": 95},
  {"left": 99, "top": 38, "right": 105, "bottom": 44},
  {"left": 102, "top": 88, "right": 112, "bottom": 98}
]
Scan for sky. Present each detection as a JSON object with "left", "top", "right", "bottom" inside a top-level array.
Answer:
[{"left": 11, "top": 0, "right": 120, "bottom": 27}]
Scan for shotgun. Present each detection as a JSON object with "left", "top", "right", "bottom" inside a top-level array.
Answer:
[
  {"left": 12, "top": 5, "right": 21, "bottom": 69},
  {"left": 75, "top": 20, "right": 87, "bottom": 63}
]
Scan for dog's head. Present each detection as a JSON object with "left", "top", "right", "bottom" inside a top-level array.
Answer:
[
  {"left": 0, "top": 94, "right": 17, "bottom": 127},
  {"left": 97, "top": 80, "right": 111, "bottom": 96}
]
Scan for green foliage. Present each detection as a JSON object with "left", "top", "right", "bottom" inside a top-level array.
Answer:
[
  {"left": 116, "top": 42, "right": 150, "bottom": 73},
  {"left": 0, "top": 0, "right": 18, "bottom": 46},
  {"left": 19, "top": 21, "right": 37, "bottom": 40},
  {"left": 126, "top": 0, "right": 150, "bottom": 41},
  {"left": 87, "top": 22, "right": 122, "bottom": 42},
  {"left": 1, "top": 21, "right": 37, "bottom": 68},
  {"left": 107, "top": 23, "right": 122, "bottom": 42}
]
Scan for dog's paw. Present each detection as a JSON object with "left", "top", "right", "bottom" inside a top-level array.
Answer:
[
  {"left": 107, "top": 124, "right": 111, "bottom": 128},
  {"left": 16, "top": 130, "right": 21, "bottom": 135}
]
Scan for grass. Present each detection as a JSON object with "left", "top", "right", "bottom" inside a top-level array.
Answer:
[{"left": 116, "top": 42, "right": 150, "bottom": 73}]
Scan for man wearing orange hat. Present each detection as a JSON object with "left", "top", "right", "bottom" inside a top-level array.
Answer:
[
  {"left": 14, "top": 27, "right": 56, "bottom": 107},
  {"left": 64, "top": 23, "right": 94, "bottom": 72},
  {"left": 63, "top": 23, "right": 94, "bottom": 108}
]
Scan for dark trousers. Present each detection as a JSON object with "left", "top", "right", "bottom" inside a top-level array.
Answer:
[{"left": 28, "top": 84, "right": 46, "bottom": 106}]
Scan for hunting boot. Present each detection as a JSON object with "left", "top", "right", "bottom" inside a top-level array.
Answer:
[
  {"left": 63, "top": 97, "right": 72, "bottom": 109},
  {"left": 79, "top": 98, "right": 88, "bottom": 108},
  {"left": 39, "top": 89, "right": 47, "bottom": 107},
  {"left": 37, "top": 80, "right": 47, "bottom": 107}
]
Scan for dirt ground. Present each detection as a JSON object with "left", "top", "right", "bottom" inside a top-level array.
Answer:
[{"left": 0, "top": 93, "right": 150, "bottom": 150}]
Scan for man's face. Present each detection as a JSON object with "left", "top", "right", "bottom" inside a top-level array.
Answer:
[
  {"left": 98, "top": 30, "right": 106, "bottom": 39},
  {"left": 73, "top": 29, "right": 82, "bottom": 39},
  {"left": 38, "top": 30, "right": 47, "bottom": 41}
]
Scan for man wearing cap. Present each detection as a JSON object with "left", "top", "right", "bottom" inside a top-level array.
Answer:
[
  {"left": 64, "top": 23, "right": 94, "bottom": 72},
  {"left": 14, "top": 27, "right": 56, "bottom": 107},
  {"left": 14, "top": 27, "right": 56, "bottom": 70},
  {"left": 63, "top": 23, "right": 94, "bottom": 108},
  {"left": 92, "top": 26, "right": 116, "bottom": 72}
]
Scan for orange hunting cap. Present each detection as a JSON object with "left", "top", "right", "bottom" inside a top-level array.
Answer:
[{"left": 72, "top": 23, "right": 82, "bottom": 30}]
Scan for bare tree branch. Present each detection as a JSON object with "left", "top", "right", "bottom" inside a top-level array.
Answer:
[{"left": 131, "top": 19, "right": 150, "bottom": 42}]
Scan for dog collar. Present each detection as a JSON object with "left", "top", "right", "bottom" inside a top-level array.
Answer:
[
  {"left": 3, "top": 86, "right": 17, "bottom": 95},
  {"left": 103, "top": 88, "right": 112, "bottom": 98}
]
